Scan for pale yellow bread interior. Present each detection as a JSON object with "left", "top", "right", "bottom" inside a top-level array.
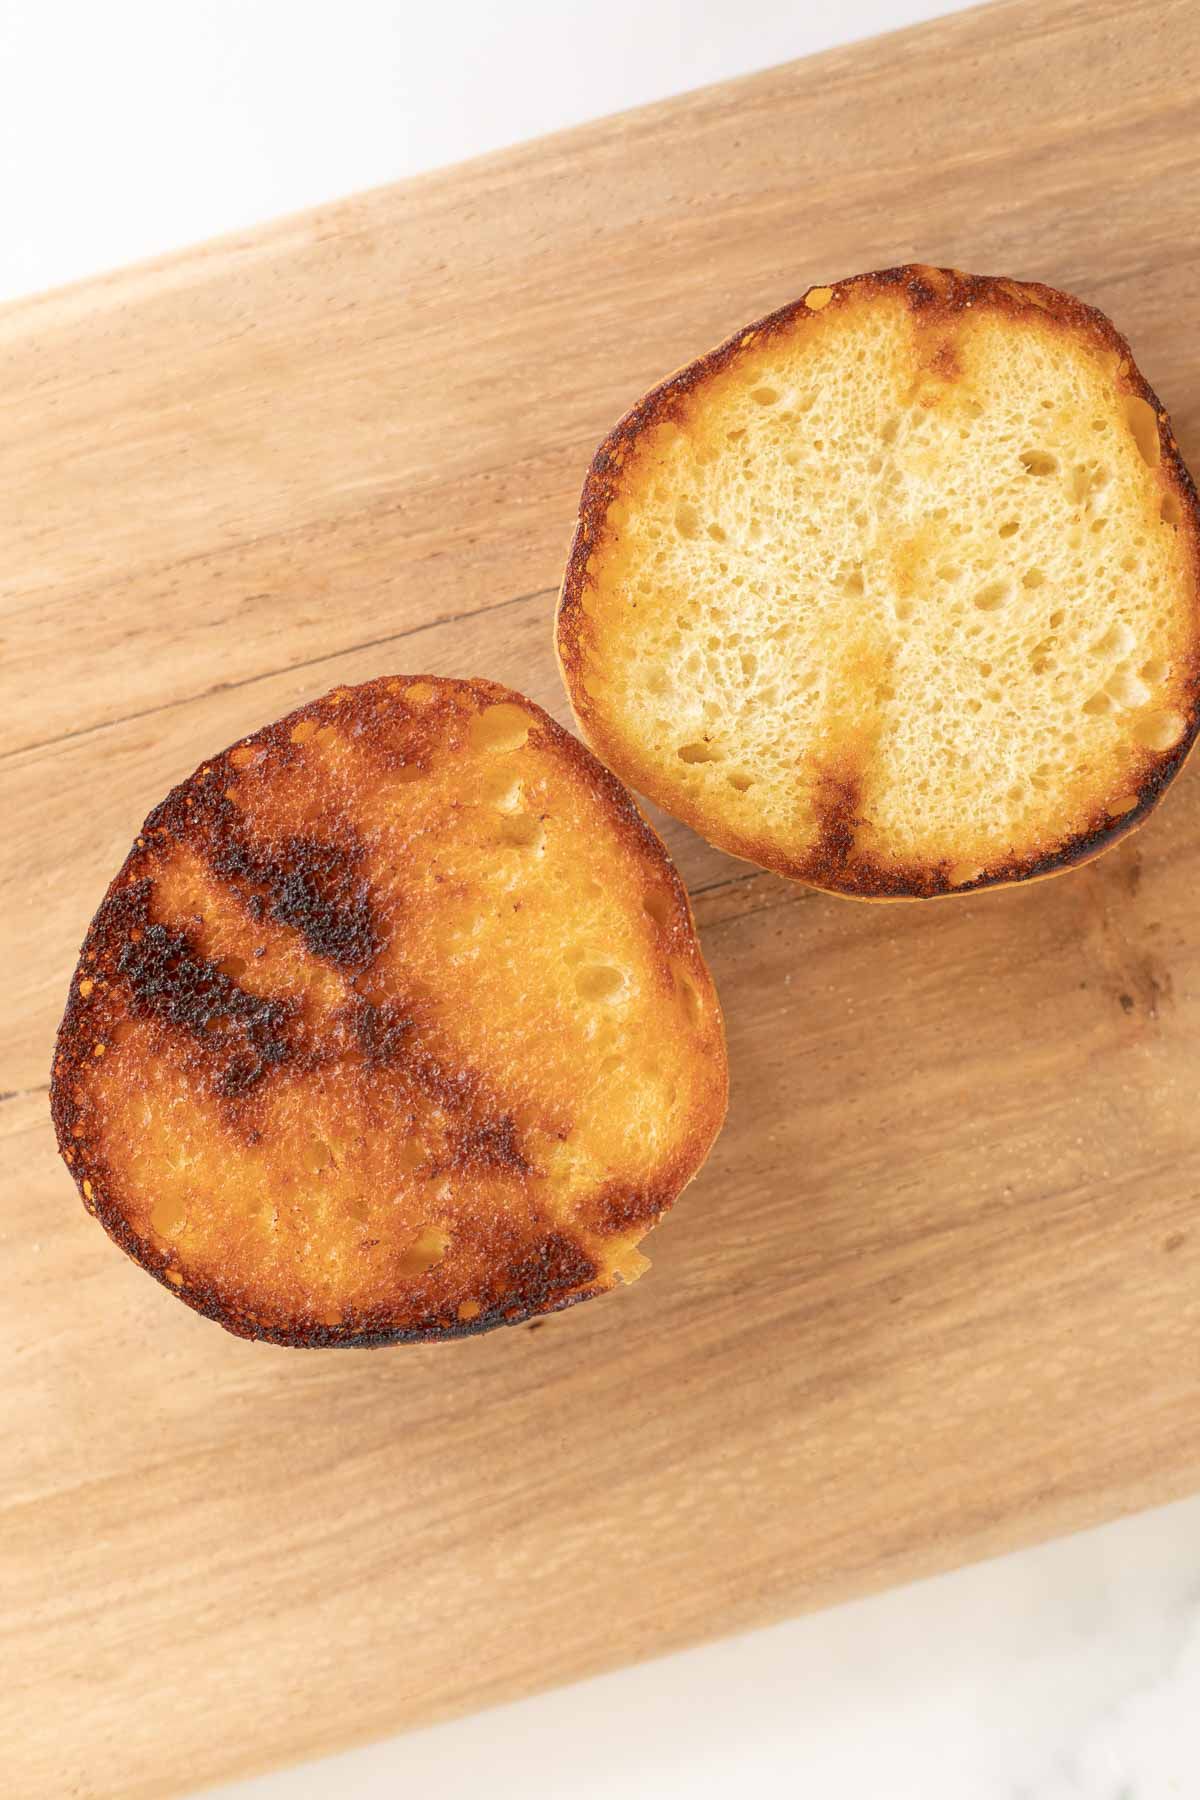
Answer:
[{"left": 558, "top": 268, "right": 1200, "bottom": 897}]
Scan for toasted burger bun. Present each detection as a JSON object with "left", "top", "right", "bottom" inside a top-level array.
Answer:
[
  {"left": 52, "top": 676, "right": 727, "bottom": 1345},
  {"left": 558, "top": 267, "right": 1200, "bottom": 899}
]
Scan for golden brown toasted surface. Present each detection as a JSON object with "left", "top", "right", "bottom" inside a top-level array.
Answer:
[
  {"left": 51, "top": 677, "right": 727, "bottom": 1345},
  {"left": 558, "top": 267, "right": 1200, "bottom": 898}
]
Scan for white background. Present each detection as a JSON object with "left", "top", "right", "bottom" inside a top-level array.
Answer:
[
  {"left": 5, "top": 2, "right": 1198, "bottom": 1795},
  {"left": 1, "top": 0, "right": 963, "bottom": 302}
]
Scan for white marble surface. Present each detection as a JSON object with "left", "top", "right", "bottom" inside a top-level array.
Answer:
[
  {"left": 7, "top": 2, "right": 1198, "bottom": 1794},
  {"left": 214, "top": 1494, "right": 1200, "bottom": 1800}
]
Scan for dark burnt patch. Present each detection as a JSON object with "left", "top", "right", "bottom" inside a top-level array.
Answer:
[
  {"left": 176, "top": 1268, "right": 603, "bottom": 1348},
  {"left": 351, "top": 998, "right": 416, "bottom": 1066},
  {"left": 75, "top": 879, "right": 299, "bottom": 1099},
  {"left": 500, "top": 1231, "right": 598, "bottom": 1311},
  {"left": 590, "top": 1180, "right": 665, "bottom": 1234},
  {"left": 450, "top": 1112, "right": 531, "bottom": 1177},
  {"left": 385, "top": 1040, "right": 535, "bottom": 1178},
  {"left": 215, "top": 1040, "right": 290, "bottom": 1099},
  {"left": 113, "top": 892, "right": 286, "bottom": 1040},
  {"left": 799, "top": 764, "right": 863, "bottom": 884},
  {"left": 140, "top": 766, "right": 384, "bottom": 973},
  {"left": 212, "top": 831, "right": 380, "bottom": 971},
  {"left": 898, "top": 264, "right": 955, "bottom": 307}
]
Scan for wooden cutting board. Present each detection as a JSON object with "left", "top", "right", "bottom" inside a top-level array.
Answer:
[{"left": 5, "top": 0, "right": 1200, "bottom": 1793}]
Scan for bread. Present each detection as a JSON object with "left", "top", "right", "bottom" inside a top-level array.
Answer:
[
  {"left": 557, "top": 267, "right": 1200, "bottom": 899},
  {"left": 51, "top": 677, "right": 727, "bottom": 1345}
]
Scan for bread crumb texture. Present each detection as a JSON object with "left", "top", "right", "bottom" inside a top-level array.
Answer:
[
  {"left": 51, "top": 677, "right": 727, "bottom": 1345},
  {"left": 558, "top": 267, "right": 1200, "bottom": 897}
]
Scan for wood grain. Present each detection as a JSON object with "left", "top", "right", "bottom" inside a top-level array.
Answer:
[{"left": 4, "top": 0, "right": 1200, "bottom": 1794}]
